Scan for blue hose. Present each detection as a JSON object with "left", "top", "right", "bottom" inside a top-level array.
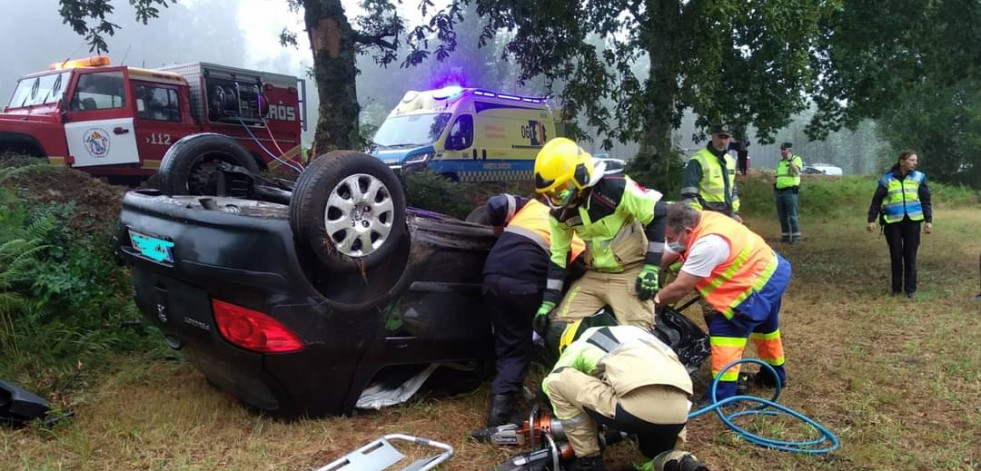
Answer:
[{"left": 687, "top": 358, "right": 840, "bottom": 454}]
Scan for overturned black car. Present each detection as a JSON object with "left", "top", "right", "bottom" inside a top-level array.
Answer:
[{"left": 115, "top": 133, "right": 708, "bottom": 418}]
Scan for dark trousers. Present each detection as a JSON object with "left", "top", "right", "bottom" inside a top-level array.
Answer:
[
  {"left": 775, "top": 188, "right": 800, "bottom": 242},
  {"left": 884, "top": 219, "right": 921, "bottom": 295},
  {"left": 483, "top": 275, "right": 543, "bottom": 395},
  {"left": 585, "top": 406, "right": 686, "bottom": 458}
]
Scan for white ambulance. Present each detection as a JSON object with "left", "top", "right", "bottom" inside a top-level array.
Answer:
[{"left": 370, "top": 87, "right": 559, "bottom": 182}]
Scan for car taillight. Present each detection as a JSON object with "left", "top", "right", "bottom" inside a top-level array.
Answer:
[{"left": 212, "top": 299, "right": 304, "bottom": 353}]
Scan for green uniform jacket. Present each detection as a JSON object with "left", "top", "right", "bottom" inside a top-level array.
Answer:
[
  {"left": 680, "top": 144, "right": 740, "bottom": 215},
  {"left": 544, "top": 175, "right": 666, "bottom": 299}
]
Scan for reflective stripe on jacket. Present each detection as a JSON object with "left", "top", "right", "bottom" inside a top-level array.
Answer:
[
  {"left": 506, "top": 199, "right": 586, "bottom": 260},
  {"left": 775, "top": 155, "right": 803, "bottom": 189},
  {"left": 549, "top": 176, "right": 661, "bottom": 272},
  {"left": 682, "top": 211, "right": 777, "bottom": 319},
  {"left": 543, "top": 325, "right": 693, "bottom": 399},
  {"left": 688, "top": 148, "right": 740, "bottom": 213},
  {"left": 880, "top": 171, "right": 925, "bottom": 223}
]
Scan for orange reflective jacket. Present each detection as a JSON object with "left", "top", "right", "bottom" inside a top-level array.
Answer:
[
  {"left": 682, "top": 211, "right": 777, "bottom": 319},
  {"left": 506, "top": 200, "right": 586, "bottom": 261}
]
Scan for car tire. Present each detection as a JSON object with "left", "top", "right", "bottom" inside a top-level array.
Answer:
[
  {"left": 290, "top": 151, "right": 407, "bottom": 273},
  {"left": 158, "top": 133, "right": 259, "bottom": 196}
]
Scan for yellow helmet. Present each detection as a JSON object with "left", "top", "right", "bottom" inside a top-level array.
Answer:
[{"left": 534, "top": 138, "right": 600, "bottom": 208}]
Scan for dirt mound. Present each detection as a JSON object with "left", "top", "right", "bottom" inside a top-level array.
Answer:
[{"left": 2, "top": 163, "right": 128, "bottom": 238}]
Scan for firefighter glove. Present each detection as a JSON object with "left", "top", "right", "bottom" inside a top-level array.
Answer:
[
  {"left": 635, "top": 264, "right": 661, "bottom": 301},
  {"left": 533, "top": 301, "right": 556, "bottom": 337}
]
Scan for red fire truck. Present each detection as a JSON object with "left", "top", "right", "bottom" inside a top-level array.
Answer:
[{"left": 0, "top": 56, "right": 306, "bottom": 183}]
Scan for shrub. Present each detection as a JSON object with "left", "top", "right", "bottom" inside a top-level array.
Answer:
[{"left": 0, "top": 163, "right": 161, "bottom": 395}]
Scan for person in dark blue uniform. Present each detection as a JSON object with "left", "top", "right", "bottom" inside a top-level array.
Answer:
[{"left": 482, "top": 193, "right": 585, "bottom": 426}]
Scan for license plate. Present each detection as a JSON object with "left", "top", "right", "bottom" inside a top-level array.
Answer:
[{"left": 128, "top": 230, "right": 175, "bottom": 263}]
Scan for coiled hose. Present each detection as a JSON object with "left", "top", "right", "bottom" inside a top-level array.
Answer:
[{"left": 687, "top": 358, "right": 840, "bottom": 454}]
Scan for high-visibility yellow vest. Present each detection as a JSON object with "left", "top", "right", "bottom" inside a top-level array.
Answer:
[
  {"left": 880, "top": 171, "right": 925, "bottom": 224},
  {"left": 691, "top": 148, "right": 740, "bottom": 213},
  {"left": 681, "top": 212, "right": 777, "bottom": 319},
  {"left": 506, "top": 199, "right": 586, "bottom": 260},
  {"left": 775, "top": 155, "right": 803, "bottom": 189}
]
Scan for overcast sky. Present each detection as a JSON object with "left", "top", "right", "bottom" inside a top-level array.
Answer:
[{"left": 0, "top": 0, "right": 443, "bottom": 100}]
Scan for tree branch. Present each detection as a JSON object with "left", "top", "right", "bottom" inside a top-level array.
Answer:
[{"left": 355, "top": 30, "right": 397, "bottom": 50}]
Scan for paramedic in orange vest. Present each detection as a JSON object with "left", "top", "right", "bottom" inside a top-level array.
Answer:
[
  {"left": 482, "top": 193, "right": 586, "bottom": 426},
  {"left": 655, "top": 203, "right": 791, "bottom": 401}
]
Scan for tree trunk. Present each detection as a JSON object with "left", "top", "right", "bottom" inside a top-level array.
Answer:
[
  {"left": 639, "top": 0, "right": 681, "bottom": 190},
  {"left": 304, "top": 0, "right": 360, "bottom": 156}
]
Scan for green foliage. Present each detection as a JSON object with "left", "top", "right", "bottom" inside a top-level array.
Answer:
[
  {"left": 809, "top": 0, "right": 981, "bottom": 138},
  {"left": 625, "top": 149, "right": 687, "bottom": 198},
  {"left": 875, "top": 78, "right": 981, "bottom": 188},
  {"left": 473, "top": 0, "right": 840, "bottom": 158},
  {"left": 401, "top": 171, "right": 477, "bottom": 220},
  {"left": 57, "top": 0, "right": 172, "bottom": 53},
  {"left": 0, "top": 187, "right": 158, "bottom": 393}
]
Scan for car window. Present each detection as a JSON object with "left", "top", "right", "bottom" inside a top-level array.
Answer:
[
  {"left": 70, "top": 71, "right": 126, "bottom": 111},
  {"left": 446, "top": 115, "right": 473, "bottom": 150},
  {"left": 135, "top": 84, "right": 180, "bottom": 122}
]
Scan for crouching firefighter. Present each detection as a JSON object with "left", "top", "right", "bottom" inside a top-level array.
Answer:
[
  {"left": 543, "top": 322, "right": 708, "bottom": 471},
  {"left": 483, "top": 193, "right": 586, "bottom": 426},
  {"left": 532, "top": 138, "right": 667, "bottom": 336}
]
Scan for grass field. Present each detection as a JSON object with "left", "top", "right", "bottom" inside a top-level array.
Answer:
[{"left": 2, "top": 175, "right": 980, "bottom": 471}]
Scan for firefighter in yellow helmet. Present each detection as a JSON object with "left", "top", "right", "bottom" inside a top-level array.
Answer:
[
  {"left": 532, "top": 138, "right": 667, "bottom": 336},
  {"left": 541, "top": 320, "right": 709, "bottom": 471}
]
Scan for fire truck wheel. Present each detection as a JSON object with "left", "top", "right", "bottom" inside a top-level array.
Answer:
[
  {"left": 290, "top": 151, "right": 407, "bottom": 273},
  {"left": 158, "top": 133, "right": 259, "bottom": 196}
]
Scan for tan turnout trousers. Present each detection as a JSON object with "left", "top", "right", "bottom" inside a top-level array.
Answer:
[{"left": 545, "top": 367, "right": 690, "bottom": 457}]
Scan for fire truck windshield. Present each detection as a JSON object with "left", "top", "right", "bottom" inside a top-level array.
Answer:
[
  {"left": 8, "top": 72, "right": 69, "bottom": 109},
  {"left": 372, "top": 113, "right": 452, "bottom": 148}
]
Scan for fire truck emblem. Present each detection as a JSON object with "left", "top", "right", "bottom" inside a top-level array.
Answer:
[{"left": 83, "top": 128, "right": 111, "bottom": 158}]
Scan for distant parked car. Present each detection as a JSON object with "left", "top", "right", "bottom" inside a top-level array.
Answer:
[{"left": 802, "top": 163, "right": 843, "bottom": 176}]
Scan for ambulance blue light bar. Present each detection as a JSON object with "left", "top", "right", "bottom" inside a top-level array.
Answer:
[
  {"left": 472, "top": 89, "right": 546, "bottom": 104},
  {"left": 432, "top": 85, "right": 465, "bottom": 100}
]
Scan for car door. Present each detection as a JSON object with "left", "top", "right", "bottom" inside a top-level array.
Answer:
[
  {"left": 131, "top": 81, "right": 188, "bottom": 171},
  {"left": 63, "top": 69, "right": 140, "bottom": 167}
]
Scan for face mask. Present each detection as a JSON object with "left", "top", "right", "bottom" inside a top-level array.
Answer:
[{"left": 668, "top": 240, "right": 685, "bottom": 253}]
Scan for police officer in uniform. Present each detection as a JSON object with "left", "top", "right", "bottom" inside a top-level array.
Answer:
[
  {"left": 542, "top": 322, "right": 709, "bottom": 471},
  {"left": 774, "top": 142, "right": 803, "bottom": 244},
  {"left": 483, "top": 194, "right": 585, "bottom": 426},
  {"left": 680, "top": 124, "right": 742, "bottom": 222},
  {"left": 531, "top": 138, "right": 668, "bottom": 335},
  {"left": 866, "top": 150, "right": 933, "bottom": 298}
]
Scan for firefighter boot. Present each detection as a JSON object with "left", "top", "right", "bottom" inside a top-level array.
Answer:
[
  {"left": 639, "top": 451, "right": 708, "bottom": 471},
  {"left": 487, "top": 393, "right": 518, "bottom": 427}
]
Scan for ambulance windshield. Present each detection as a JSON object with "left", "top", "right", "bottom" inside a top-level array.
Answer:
[{"left": 372, "top": 113, "right": 452, "bottom": 148}]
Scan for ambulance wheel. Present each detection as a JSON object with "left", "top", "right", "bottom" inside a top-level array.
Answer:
[
  {"left": 158, "top": 133, "right": 259, "bottom": 196},
  {"left": 290, "top": 151, "right": 407, "bottom": 273}
]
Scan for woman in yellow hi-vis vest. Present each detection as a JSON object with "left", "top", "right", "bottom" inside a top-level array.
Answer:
[{"left": 866, "top": 150, "right": 933, "bottom": 298}]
